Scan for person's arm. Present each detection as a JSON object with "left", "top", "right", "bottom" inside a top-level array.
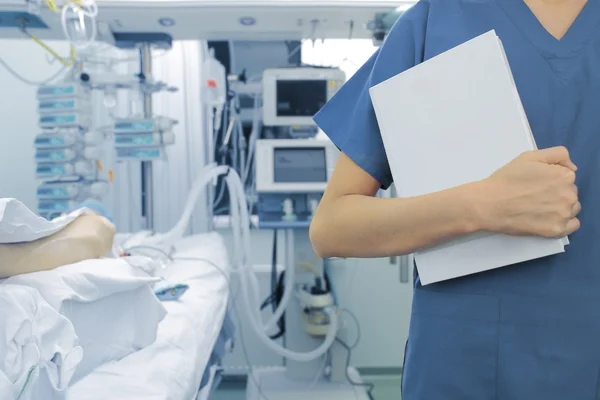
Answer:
[
  {"left": 311, "top": 146, "right": 581, "bottom": 258},
  {"left": 310, "top": 153, "right": 487, "bottom": 258}
]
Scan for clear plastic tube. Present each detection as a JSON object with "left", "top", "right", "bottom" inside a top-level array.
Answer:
[
  {"left": 225, "top": 169, "right": 337, "bottom": 361},
  {"left": 225, "top": 167, "right": 293, "bottom": 331},
  {"left": 151, "top": 164, "right": 337, "bottom": 362}
]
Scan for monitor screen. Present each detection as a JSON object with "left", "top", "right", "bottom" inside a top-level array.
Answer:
[
  {"left": 273, "top": 147, "right": 327, "bottom": 183},
  {"left": 275, "top": 80, "right": 328, "bottom": 118}
]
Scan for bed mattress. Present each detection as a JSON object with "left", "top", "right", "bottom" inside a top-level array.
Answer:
[{"left": 68, "top": 233, "right": 231, "bottom": 400}]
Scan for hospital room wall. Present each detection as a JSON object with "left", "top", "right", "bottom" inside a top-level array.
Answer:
[{"left": 0, "top": 38, "right": 411, "bottom": 369}]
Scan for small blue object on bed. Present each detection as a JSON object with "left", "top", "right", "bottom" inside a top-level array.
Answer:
[{"left": 154, "top": 283, "right": 190, "bottom": 301}]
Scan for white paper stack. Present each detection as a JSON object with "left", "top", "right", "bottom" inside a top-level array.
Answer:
[{"left": 369, "top": 30, "right": 567, "bottom": 285}]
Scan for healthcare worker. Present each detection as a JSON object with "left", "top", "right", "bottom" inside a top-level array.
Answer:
[{"left": 310, "top": 0, "right": 597, "bottom": 399}]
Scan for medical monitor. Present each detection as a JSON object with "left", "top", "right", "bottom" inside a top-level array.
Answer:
[
  {"left": 256, "top": 139, "right": 339, "bottom": 193},
  {"left": 262, "top": 68, "right": 346, "bottom": 127}
]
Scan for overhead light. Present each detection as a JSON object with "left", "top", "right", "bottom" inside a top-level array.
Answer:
[
  {"left": 158, "top": 17, "right": 175, "bottom": 27},
  {"left": 239, "top": 17, "right": 256, "bottom": 26}
]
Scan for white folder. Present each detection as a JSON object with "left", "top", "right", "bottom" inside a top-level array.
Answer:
[{"left": 369, "top": 30, "right": 566, "bottom": 285}]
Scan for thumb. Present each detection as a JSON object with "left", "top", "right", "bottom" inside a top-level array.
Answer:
[{"left": 528, "top": 146, "right": 577, "bottom": 171}]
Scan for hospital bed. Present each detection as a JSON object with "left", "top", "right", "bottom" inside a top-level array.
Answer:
[{"left": 68, "top": 232, "right": 234, "bottom": 400}]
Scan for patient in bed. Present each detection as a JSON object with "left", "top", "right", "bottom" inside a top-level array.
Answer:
[{"left": 0, "top": 199, "right": 116, "bottom": 278}]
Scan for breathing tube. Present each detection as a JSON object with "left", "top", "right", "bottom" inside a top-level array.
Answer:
[{"left": 149, "top": 164, "right": 338, "bottom": 362}]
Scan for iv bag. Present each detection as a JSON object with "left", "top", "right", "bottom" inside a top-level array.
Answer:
[{"left": 202, "top": 49, "right": 227, "bottom": 107}]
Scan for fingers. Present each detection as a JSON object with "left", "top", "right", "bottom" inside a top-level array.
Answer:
[
  {"left": 559, "top": 203, "right": 581, "bottom": 237},
  {"left": 564, "top": 218, "right": 581, "bottom": 236},
  {"left": 560, "top": 168, "right": 577, "bottom": 184},
  {"left": 528, "top": 146, "right": 577, "bottom": 171},
  {"left": 549, "top": 217, "right": 581, "bottom": 238},
  {"left": 572, "top": 201, "right": 582, "bottom": 218}
]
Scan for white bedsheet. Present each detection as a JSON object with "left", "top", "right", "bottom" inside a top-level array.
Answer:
[
  {"left": 69, "top": 232, "right": 231, "bottom": 400},
  {"left": 0, "top": 198, "right": 91, "bottom": 244},
  {"left": 0, "top": 285, "right": 82, "bottom": 400},
  {"left": 4, "top": 258, "right": 167, "bottom": 383}
]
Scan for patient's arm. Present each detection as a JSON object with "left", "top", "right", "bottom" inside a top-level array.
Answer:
[{"left": 0, "top": 215, "right": 116, "bottom": 278}]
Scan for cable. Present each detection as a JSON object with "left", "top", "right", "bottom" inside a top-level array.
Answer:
[
  {"left": 260, "top": 270, "right": 285, "bottom": 340},
  {"left": 212, "top": 205, "right": 230, "bottom": 216},
  {"left": 212, "top": 157, "right": 228, "bottom": 209},
  {"left": 19, "top": 24, "right": 75, "bottom": 67},
  {"left": 340, "top": 308, "right": 361, "bottom": 349},
  {"left": 335, "top": 338, "right": 375, "bottom": 400},
  {"left": 125, "top": 245, "right": 172, "bottom": 260},
  {"left": 264, "top": 229, "right": 286, "bottom": 339},
  {"left": 26, "top": 33, "right": 74, "bottom": 66},
  {"left": 213, "top": 98, "right": 233, "bottom": 210},
  {"left": 270, "top": 229, "right": 278, "bottom": 314},
  {"left": 0, "top": 58, "right": 67, "bottom": 86},
  {"left": 286, "top": 40, "right": 304, "bottom": 65}
]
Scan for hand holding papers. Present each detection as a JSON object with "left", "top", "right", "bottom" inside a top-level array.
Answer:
[{"left": 369, "top": 31, "right": 572, "bottom": 285}]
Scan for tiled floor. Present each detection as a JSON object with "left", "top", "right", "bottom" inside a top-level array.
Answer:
[{"left": 214, "top": 375, "right": 402, "bottom": 400}]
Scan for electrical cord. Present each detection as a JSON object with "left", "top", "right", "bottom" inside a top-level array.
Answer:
[
  {"left": 340, "top": 308, "right": 361, "bottom": 349},
  {"left": 260, "top": 270, "right": 285, "bottom": 340},
  {"left": 212, "top": 154, "right": 228, "bottom": 210},
  {"left": 270, "top": 229, "right": 278, "bottom": 314},
  {"left": 213, "top": 100, "right": 232, "bottom": 211},
  {"left": 20, "top": 25, "right": 76, "bottom": 67},
  {"left": 267, "top": 230, "right": 285, "bottom": 339},
  {"left": 321, "top": 264, "right": 373, "bottom": 398},
  {"left": 0, "top": 57, "right": 67, "bottom": 85},
  {"left": 258, "top": 229, "right": 285, "bottom": 340},
  {"left": 335, "top": 337, "right": 375, "bottom": 400},
  {"left": 125, "top": 245, "right": 172, "bottom": 260},
  {"left": 212, "top": 205, "right": 230, "bottom": 216},
  {"left": 286, "top": 40, "right": 304, "bottom": 65}
]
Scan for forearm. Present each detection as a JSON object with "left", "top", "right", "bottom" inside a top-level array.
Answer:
[{"left": 310, "top": 182, "right": 486, "bottom": 258}]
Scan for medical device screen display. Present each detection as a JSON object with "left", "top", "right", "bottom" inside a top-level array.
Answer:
[
  {"left": 276, "top": 80, "right": 327, "bottom": 117},
  {"left": 273, "top": 148, "right": 327, "bottom": 183}
]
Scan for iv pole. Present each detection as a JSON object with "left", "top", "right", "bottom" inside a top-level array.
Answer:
[{"left": 139, "top": 44, "right": 154, "bottom": 230}]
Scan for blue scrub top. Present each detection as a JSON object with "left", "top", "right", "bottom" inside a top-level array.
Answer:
[{"left": 314, "top": 0, "right": 600, "bottom": 399}]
